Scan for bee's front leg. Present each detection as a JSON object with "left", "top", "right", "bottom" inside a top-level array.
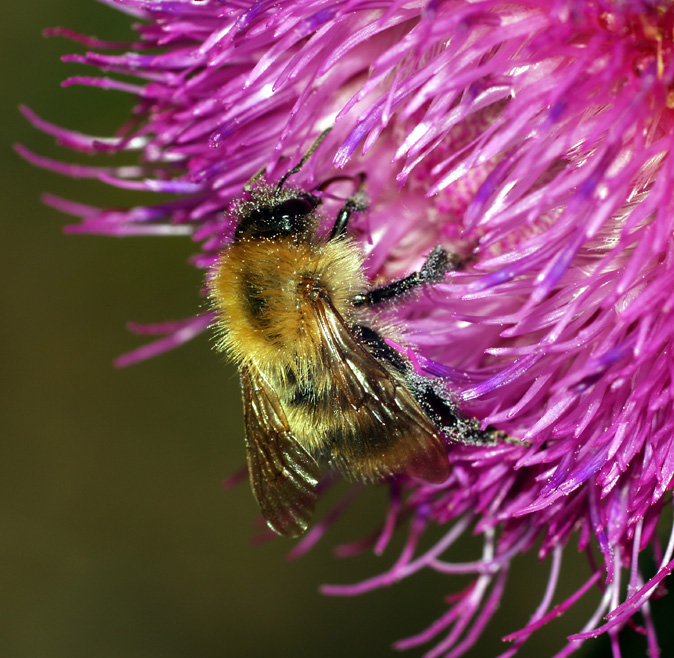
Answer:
[
  {"left": 326, "top": 173, "right": 369, "bottom": 241},
  {"left": 353, "top": 246, "right": 464, "bottom": 307}
]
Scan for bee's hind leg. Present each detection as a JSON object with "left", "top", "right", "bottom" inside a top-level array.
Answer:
[
  {"left": 353, "top": 246, "right": 464, "bottom": 307},
  {"left": 406, "top": 372, "right": 508, "bottom": 447}
]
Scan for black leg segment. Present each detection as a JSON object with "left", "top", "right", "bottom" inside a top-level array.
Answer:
[
  {"left": 353, "top": 246, "right": 463, "bottom": 307},
  {"left": 327, "top": 173, "right": 368, "bottom": 241}
]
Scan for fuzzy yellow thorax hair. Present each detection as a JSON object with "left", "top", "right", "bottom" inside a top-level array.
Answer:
[{"left": 210, "top": 235, "right": 367, "bottom": 378}]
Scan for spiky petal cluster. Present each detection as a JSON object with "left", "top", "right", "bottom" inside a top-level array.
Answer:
[{"left": 21, "top": 0, "right": 674, "bottom": 656}]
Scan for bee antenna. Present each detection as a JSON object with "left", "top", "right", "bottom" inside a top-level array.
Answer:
[
  {"left": 244, "top": 165, "right": 267, "bottom": 193},
  {"left": 275, "top": 129, "right": 332, "bottom": 194}
]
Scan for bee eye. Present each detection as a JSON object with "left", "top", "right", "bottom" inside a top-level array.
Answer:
[
  {"left": 235, "top": 193, "right": 321, "bottom": 241},
  {"left": 274, "top": 196, "right": 317, "bottom": 220}
]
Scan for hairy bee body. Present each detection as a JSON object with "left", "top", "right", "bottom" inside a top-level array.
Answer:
[
  {"left": 211, "top": 188, "right": 442, "bottom": 484},
  {"left": 210, "top": 173, "right": 490, "bottom": 537},
  {"left": 213, "top": 233, "right": 365, "bottom": 386},
  {"left": 213, "top": 233, "right": 360, "bottom": 452}
]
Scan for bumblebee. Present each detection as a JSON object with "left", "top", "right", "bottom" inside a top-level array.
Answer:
[{"left": 209, "top": 145, "right": 495, "bottom": 537}]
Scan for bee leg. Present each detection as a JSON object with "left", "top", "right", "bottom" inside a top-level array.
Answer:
[
  {"left": 327, "top": 173, "right": 368, "bottom": 241},
  {"left": 353, "top": 246, "right": 463, "bottom": 307},
  {"left": 406, "top": 372, "right": 501, "bottom": 447},
  {"left": 353, "top": 324, "right": 409, "bottom": 373}
]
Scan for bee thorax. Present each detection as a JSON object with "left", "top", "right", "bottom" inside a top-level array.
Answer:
[{"left": 210, "top": 237, "right": 366, "bottom": 372}]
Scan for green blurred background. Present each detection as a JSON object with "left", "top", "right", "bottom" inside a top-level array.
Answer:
[{"left": 3, "top": 2, "right": 672, "bottom": 657}]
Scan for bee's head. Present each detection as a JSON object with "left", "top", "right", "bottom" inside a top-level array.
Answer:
[{"left": 234, "top": 192, "right": 321, "bottom": 241}]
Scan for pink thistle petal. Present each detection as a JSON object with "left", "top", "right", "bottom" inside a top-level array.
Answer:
[
  {"left": 14, "top": 144, "right": 148, "bottom": 179},
  {"left": 287, "top": 485, "right": 363, "bottom": 561},
  {"left": 43, "top": 25, "right": 147, "bottom": 49},
  {"left": 25, "top": 1, "right": 674, "bottom": 656},
  {"left": 19, "top": 106, "right": 147, "bottom": 153},
  {"left": 114, "top": 314, "right": 214, "bottom": 367},
  {"left": 374, "top": 481, "right": 402, "bottom": 556},
  {"left": 61, "top": 75, "right": 147, "bottom": 94},
  {"left": 221, "top": 466, "right": 248, "bottom": 491}
]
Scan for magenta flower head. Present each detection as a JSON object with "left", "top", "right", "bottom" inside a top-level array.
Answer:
[{"left": 20, "top": 0, "right": 674, "bottom": 655}]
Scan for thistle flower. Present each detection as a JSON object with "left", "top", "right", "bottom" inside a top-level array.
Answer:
[{"left": 20, "top": 0, "right": 674, "bottom": 656}]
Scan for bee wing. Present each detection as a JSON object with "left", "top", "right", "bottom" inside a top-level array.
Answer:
[
  {"left": 240, "top": 365, "right": 320, "bottom": 537},
  {"left": 315, "top": 292, "right": 450, "bottom": 484}
]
